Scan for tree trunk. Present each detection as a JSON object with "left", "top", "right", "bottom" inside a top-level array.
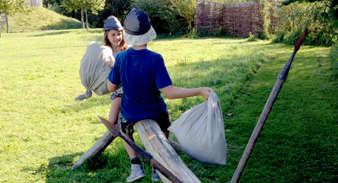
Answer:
[
  {"left": 135, "top": 120, "right": 201, "bottom": 183},
  {"left": 85, "top": 8, "right": 89, "bottom": 30},
  {"left": 81, "top": 8, "right": 85, "bottom": 29},
  {"left": 5, "top": 14, "right": 9, "bottom": 33}
]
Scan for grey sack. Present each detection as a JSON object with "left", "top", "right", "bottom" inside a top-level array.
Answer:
[
  {"left": 79, "top": 42, "right": 114, "bottom": 95},
  {"left": 168, "top": 91, "right": 227, "bottom": 165}
]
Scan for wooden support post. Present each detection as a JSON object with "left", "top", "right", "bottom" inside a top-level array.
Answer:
[
  {"left": 72, "top": 131, "right": 116, "bottom": 169},
  {"left": 135, "top": 120, "right": 201, "bottom": 183}
]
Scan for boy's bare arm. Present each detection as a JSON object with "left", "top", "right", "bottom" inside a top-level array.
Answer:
[
  {"left": 107, "top": 80, "right": 117, "bottom": 92},
  {"left": 160, "top": 85, "right": 211, "bottom": 100}
]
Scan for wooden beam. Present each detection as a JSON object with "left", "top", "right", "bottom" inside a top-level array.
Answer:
[
  {"left": 72, "top": 131, "right": 116, "bottom": 169},
  {"left": 135, "top": 120, "right": 201, "bottom": 183}
]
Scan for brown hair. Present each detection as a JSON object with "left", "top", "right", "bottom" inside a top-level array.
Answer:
[{"left": 104, "top": 30, "right": 128, "bottom": 52}]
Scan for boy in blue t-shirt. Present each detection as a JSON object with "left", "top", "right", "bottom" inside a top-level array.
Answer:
[{"left": 107, "top": 8, "right": 211, "bottom": 182}]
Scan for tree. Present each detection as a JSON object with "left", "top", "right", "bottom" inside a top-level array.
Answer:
[
  {"left": 170, "top": 0, "right": 196, "bottom": 31},
  {"left": 100, "top": 0, "right": 132, "bottom": 21},
  {"left": 0, "top": 0, "right": 26, "bottom": 35},
  {"left": 62, "top": 0, "right": 104, "bottom": 29},
  {"left": 42, "top": 0, "right": 62, "bottom": 8},
  {"left": 274, "top": 0, "right": 337, "bottom": 46},
  {"left": 133, "top": 0, "right": 196, "bottom": 34}
]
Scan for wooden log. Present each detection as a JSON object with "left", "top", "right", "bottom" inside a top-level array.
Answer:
[
  {"left": 135, "top": 120, "right": 201, "bottom": 183},
  {"left": 72, "top": 131, "right": 116, "bottom": 169}
]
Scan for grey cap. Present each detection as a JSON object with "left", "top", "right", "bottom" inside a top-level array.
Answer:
[{"left": 104, "top": 16, "right": 123, "bottom": 31}]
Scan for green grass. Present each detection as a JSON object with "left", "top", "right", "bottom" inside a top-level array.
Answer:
[
  {"left": 4, "top": 7, "right": 81, "bottom": 33},
  {"left": 0, "top": 29, "right": 337, "bottom": 183}
]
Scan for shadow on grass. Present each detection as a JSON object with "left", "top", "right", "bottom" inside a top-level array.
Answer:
[
  {"left": 31, "top": 30, "right": 74, "bottom": 37},
  {"left": 58, "top": 96, "right": 112, "bottom": 114},
  {"left": 40, "top": 19, "right": 82, "bottom": 31},
  {"left": 40, "top": 147, "right": 131, "bottom": 183}
]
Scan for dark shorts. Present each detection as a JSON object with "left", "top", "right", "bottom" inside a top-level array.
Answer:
[{"left": 119, "top": 112, "right": 171, "bottom": 136}]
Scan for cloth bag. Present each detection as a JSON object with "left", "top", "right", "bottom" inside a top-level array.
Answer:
[
  {"left": 79, "top": 42, "right": 114, "bottom": 95},
  {"left": 168, "top": 91, "right": 227, "bottom": 165}
]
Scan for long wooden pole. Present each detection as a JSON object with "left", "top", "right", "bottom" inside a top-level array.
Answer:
[{"left": 231, "top": 29, "right": 308, "bottom": 183}]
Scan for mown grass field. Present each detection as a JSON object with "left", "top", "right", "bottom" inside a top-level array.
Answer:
[{"left": 0, "top": 29, "right": 337, "bottom": 183}]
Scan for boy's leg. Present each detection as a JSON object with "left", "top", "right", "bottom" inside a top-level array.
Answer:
[
  {"left": 123, "top": 139, "right": 138, "bottom": 159},
  {"left": 109, "top": 89, "right": 123, "bottom": 125},
  {"left": 120, "top": 122, "right": 138, "bottom": 158},
  {"left": 121, "top": 122, "right": 145, "bottom": 182},
  {"left": 109, "top": 92, "right": 144, "bottom": 182},
  {"left": 110, "top": 90, "right": 139, "bottom": 160},
  {"left": 108, "top": 97, "right": 121, "bottom": 126}
]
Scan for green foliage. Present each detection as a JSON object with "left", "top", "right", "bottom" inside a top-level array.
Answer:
[
  {"left": 61, "top": 0, "right": 104, "bottom": 14},
  {"left": 61, "top": 0, "right": 79, "bottom": 12},
  {"left": 0, "top": 0, "right": 26, "bottom": 15},
  {"left": 132, "top": 0, "right": 196, "bottom": 34},
  {"left": 0, "top": 0, "right": 26, "bottom": 34},
  {"left": 170, "top": 0, "right": 196, "bottom": 31},
  {"left": 43, "top": 0, "right": 59, "bottom": 7},
  {"left": 186, "top": 27, "right": 198, "bottom": 38},
  {"left": 94, "top": 0, "right": 133, "bottom": 28},
  {"left": 273, "top": 0, "right": 337, "bottom": 46},
  {"left": 84, "top": 0, "right": 104, "bottom": 15},
  {"left": 247, "top": 32, "right": 257, "bottom": 41},
  {"left": 61, "top": 0, "right": 104, "bottom": 29},
  {"left": 42, "top": 0, "right": 131, "bottom": 28},
  {"left": 258, "top": 0, "right": 274, "bottom": 39},
  {"left": 132, "top": 0, "right": 174, "bottom": 34}
]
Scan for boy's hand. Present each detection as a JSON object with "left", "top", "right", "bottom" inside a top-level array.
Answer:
[{"left": 200, "top": 87, "right": 212, "bottom": 100}]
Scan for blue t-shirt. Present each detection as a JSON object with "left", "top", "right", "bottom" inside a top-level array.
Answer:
[{"left": 108, "top": 48, "right": 172, "bottom": 122}]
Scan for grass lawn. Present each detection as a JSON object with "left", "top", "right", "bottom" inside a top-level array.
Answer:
[{"left": 0, "top": 29, "right": 337, "bottom": 183}]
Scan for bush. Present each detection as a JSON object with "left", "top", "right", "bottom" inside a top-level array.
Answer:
[
  {"left": 247, "top": 32, "right": 257, "bottom": 41},
  {"left": 132, "top": 0, "right": 196, "bottom": 35},
  {"left": 95, "top": 0, "right": 133, "bottom": 28},
  {"left": 273, "top": 0, "right": 337, "bottom": 46}
]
